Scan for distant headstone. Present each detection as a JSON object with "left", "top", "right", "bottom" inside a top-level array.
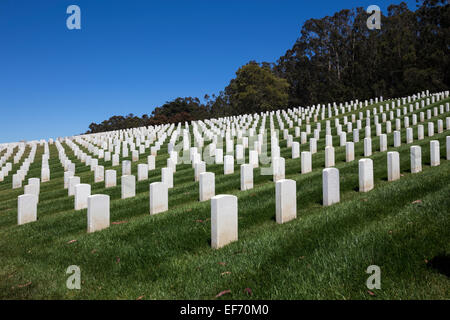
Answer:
[
  {"left": 194, "top": 161, "right": 206, "bottom": 182},
  {"left": 273, "top": 157, "right": 285, "bottom": 182},
  {"left": 447, "top": 136, "right": 450, "bottom": 160},
  {"left": 325, "top": 146, "right": 335, "bottom": 168},
  {"left": 105, "top": 169, "right": 117, "bottom": 188},
  {"left": 301, "top": 151, "right": 312, "bottom": 174},
  {"left": 249, "top": 150, "right": 259, "bottom": 168},
  {"left": 94, "top": 165, "right": 104, "bottom": 183},
  {"left": 364, "top": 138, "right": 372, "bottom": 157},
  {"left": 41, "top": 168, "right": 50, "bottom": 182},
  {"left": 224, "top": 155, "right": 234, "bottom": 175},
  {"left": 121, "top": 175, "right": 136, "bottom": 199},
  {"left": 137, "top": 163, "right": 149, "bottom": 181},
  {"left": 147, "top": 155, "right": 156, "bottom": 170},
  {"left": 240, "top": 164, "right": 253, "bottom": 191},
  {"left": 122, "top": 160, "right": 132, "bottom": 176},
  {"left": 199, "top": 172, "right": 215, "bottom": 202},
  {"left": 345, "top": 142, "right": 354, "bottom": 162},
  {"left": 378, "top": 134, "right": 386, "bottom": 153},
  {"left": 68, "top": 176, "right": 80, "bottom": 196},
  {"left": 161, "top": 167, "right": 173, "bottom": 188},
  {"left": 75, "top": 184, "right": 91, "bottom": 210},
  {"left": 292, "top": 141, "right": 300, "bottom": 159}
]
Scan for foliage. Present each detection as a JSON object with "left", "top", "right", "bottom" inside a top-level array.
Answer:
[
  {"left": 86, "top": 1, "right": 449, "bottom": 133},
  {"left": 224, "top": 61, "right": 290, "bottom": 115}
]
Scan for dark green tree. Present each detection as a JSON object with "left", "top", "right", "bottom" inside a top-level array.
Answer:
[{"left": 225, "top": 61, "right": 290, "bottom": 114}]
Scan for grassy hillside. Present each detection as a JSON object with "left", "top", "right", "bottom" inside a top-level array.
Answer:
[{"left": 0, "top": 97, "right": 449, "bottom": 299}]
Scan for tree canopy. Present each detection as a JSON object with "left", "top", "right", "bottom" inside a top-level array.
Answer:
[
  {"left": 225, "top": 61, "right": 290, "bottom": 115},
  {"left": 86, "top": 0, "right": 449, "bottom": 134}
]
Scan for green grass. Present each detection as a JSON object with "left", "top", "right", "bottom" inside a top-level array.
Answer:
[{"left": 0, "top": 97, "right": 449, "bottom": 299}]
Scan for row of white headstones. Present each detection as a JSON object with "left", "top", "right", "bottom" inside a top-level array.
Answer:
[
  {"left": 6, "top": 90, "right": 448, "bottom": 191},
  {"left": 2, "top": 91, "right": 447, "bottom": 191},
  {"left": 0, "top": 89, "right": 445, "bottom": 180},
  {"left": 4, "top": 89, "right": 444, "bottom": 187},
  {"left": 56, "top": 92, "right": 450, "bottom": 192},
  {"left": 8, "top": 90, "right": 450, "bottom": 249},
  {"left": 17, "top": 138, "right": 450, "bottom": 248},
  {"left": 0, "top": 139, "right": 51, "bottom": 186},
  {"left": 57, "top": 91, "right": 450, "bottom": 183}
]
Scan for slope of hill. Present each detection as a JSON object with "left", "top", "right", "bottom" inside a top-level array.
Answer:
[{"left": 0, "top": 92, "right": 449, "bottom": 299}]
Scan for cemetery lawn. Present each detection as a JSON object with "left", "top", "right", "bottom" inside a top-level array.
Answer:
[{"left": 0, "top": 100, "right": 449, "bottom": 299}]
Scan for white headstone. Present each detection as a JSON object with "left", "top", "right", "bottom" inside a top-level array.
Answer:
[
  {"left": 28, "top": 178, "right": 40, "bottom": 193},
  {"left": 112, "top": 154, "right": 120, "bottom": 167},
  {"left": 418, "top": 125, "right": 424, "bottom": 140},
  {"left": 406, "top": 127, "right": 413, "bottom": 144},
  {"left": 215, "top": 149, "right": 224, "bottom": 164},
  {"left": 387, "top": 151, "right": 400, "bottom": 181},
  {"left": 105, "top": 169, "right": 117, "bottom": 188},
  {"left": 132, "top": 150, "right": 139, "bottom": 162},
  {"left": 292, "top": 141, "right": 300, "bottom": 159},
  {"left": 358, "top": 159, "right": 374, "bottom": 192},
  {"left": 121, "top": 175, "right": 136, "bottom": 199},
  {"left": 323, "top": 168, "right": 340, "bottom": 206},
  {"left": 379, "top": 134, "right": 387, "bottom": 152},
  {"left": 428, "top": 122, "right": 434, "bottom": 137},
  {"left": 17, "top": 194, "right": 37, "bottom": 225},
  {"left": 240, "top": 164, "right": 253, "bottom": 191},
  {"left": 87, "top": 194, "right": 110, "bottom": 233},
  {"left": 301, "top": 151, "right": 312, "bottom": 174},
  {"left": 345, "top": 142, "right": 354, "bottom": 162},
  {"left": 122, "top": 160, "right": 132, "bottom": 176},
  {"left": 68, "top": 176, "right": 80, "bottom": 196},
  {"left": 310, "top": 138, "right": 317, "bottom": 154},
  {"left": 325, "top": 146, "right": 335, "bottom": 168},
  {"left": 149, "top": 182, "right": 168, "bottom": 215},
  {"left": 275, "top": 179, "right": 296, "bottom": 224},
  {"left": 64, "top": 171, "right": 74, "bottom": 189},
  {"left": 430, "top": 140, "right": 440, "bottom": 166},
  {"left": 161, "top": 167, "right": 173, "bottom": 188},
  {"left": 447, "top": 136, "right": 450, "bottom": 160},
  {"left": 224, "top": 155, "right": 234, "bottom": 175},
  {"left": 75, "top": 184, "right": 91, "bottom": 210},
  {"left": 236, "top": 144, "right": 244, "bottom": 163},
  {"left": 94, "top": 165, "right": 104, "bottom": 183},
  {"left": 41, "top": 167, "right": 50, "bottom": 183},
  {"left": 199, "top": 172, "right": 215, "bottom": 202},
  {"left": 364, "top": 138, "right": 372, "bottom": 157},
  {"left": 137, "top": 163, "right": 149, "bottom": 181},
  {"left": 211, "top": 195, "right": 238, "bottom": 249},
  {"left": 24, "top": 183, "right": 39, "bottom": 202},
  {"left": 249, "top": 150, "right": 259, "bottom": 168},
  {"left": 147, "top": 155, "right": 156, "bottom": 170},
  {"left": 410, "top": 146, "right": 422, "bottom": 173},
  {"left": 194, "top": 161, "right": 206, "bottom": 182},
  {"left": 394, "top": 131, "right": 401, "bottom": 147},
  {"left": 273, "top": 157, "right": 285, "bottom": 182}
]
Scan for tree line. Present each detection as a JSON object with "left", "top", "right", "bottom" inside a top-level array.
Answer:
[{"left": 86, "top": 0, "right": 449, "bottom": 134}]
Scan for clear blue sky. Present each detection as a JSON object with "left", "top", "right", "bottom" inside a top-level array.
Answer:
[{"left": 0, "top": 0, "right": 418, "bottom": 143}]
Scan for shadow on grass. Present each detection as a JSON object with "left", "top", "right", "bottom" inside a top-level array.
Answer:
[{"left": 427, "top": 254, "right": 450, "bottom": 277}]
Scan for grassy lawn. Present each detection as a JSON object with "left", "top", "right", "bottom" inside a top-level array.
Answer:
[{"left": 0, "top": 97, "right": 449, "bottom": 299}]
